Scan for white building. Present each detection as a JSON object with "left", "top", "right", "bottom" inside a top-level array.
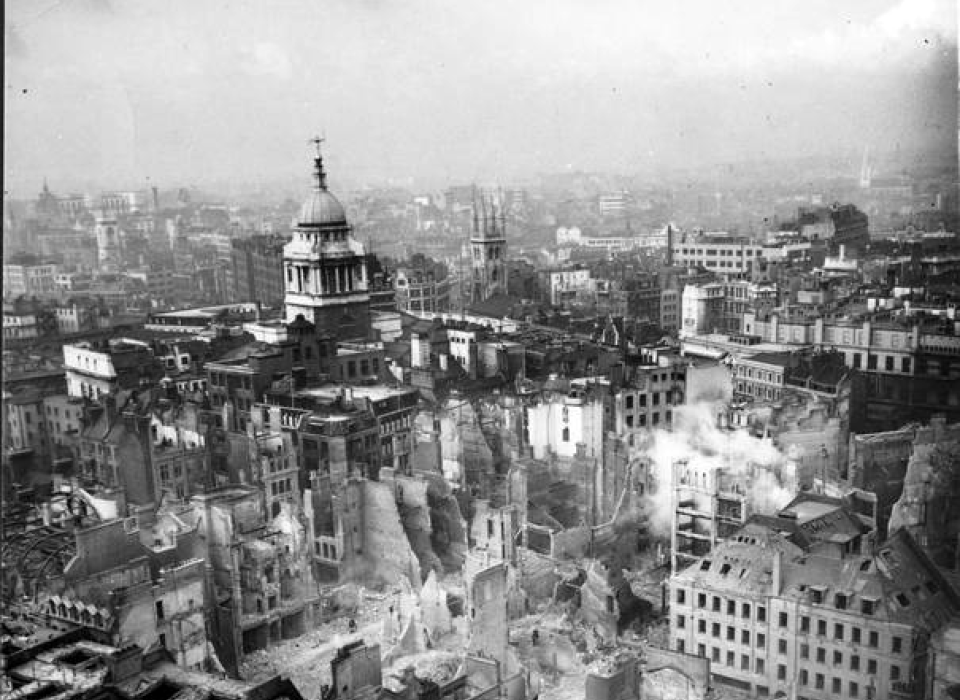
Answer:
[
  {"left": 681, "top": 283, "right": 725, "bottom": 338},
  {"left": 526, "top": 385, "right": 604, "bottom": 460},
  {"left": 670, "top": 233, "right": 764, "bottom": 277},
  {"left": 548, "top": 269, "right": 593, "bottom": 306}
]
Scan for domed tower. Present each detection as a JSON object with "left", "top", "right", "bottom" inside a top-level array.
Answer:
[
  {"left": 95, "top": 213, "right": 121, "bottom": 273},
  {"left": 283, "top": 141, "right": 370, "bottom": 339},
  {"left": 470, "top": 191, "right": 508, "bottom": 303}
]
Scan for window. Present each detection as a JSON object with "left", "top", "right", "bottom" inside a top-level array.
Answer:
[
  {"left": 757, "top": 633, "right": 766, "bottom": 648},
  {"left": 892, "top": 636, "right": 902, "bottom": 654},
  {"left": 727, "top": 599, "right": 736, "bottom": 615},
  {"left": 676, "top": 588, "right": 686, "bottom": 604},
  {"left": 698, "top": 593, "right": 706, "bottom": 608},
  {"left": 800, "top": 643, "right": 809, "bottom": 659},
  {"left": 779, "top": 612, "right": 788, "bottom": 628},
  {"left": 816, "top": 647, "right": 826, "bottom": 664},
  {"left": 817, "top": 619, "right": 827, "bottom": 636},
  {"left": 885, "top": 356, "right": 894, "bottom": 371},
  {"left": 676, "top": 639, "right": 685, "bottom": 653},
  {"left": 862, "top": 599, "right": 875, "bottom": 615},
  {"left": 757, "top": 606, "right": 766, "bottom": 622},
  {"left": 835, "top": 623, "right": 844, "bottom": 641},
  {"left": 741, "top": 630, "right": 750, "bottom": 645},
  {"left": 777, "top": 665, "right": 786, "bottom": 681},
  {"left": 713, "top": 596, "right": 721, "bottom": 612},
  {"left": 562, "top": 427, "right": 570, "bottom": 442},
  {"left": 868, "top": 631, "right": 879, "bottom": 648},
  {"left": 677, "top": 615, "right": 685, "bottom": 629},
  {"left": 801, "top": 616, "right": 810, "bottom": 633},
  {"left": 712, "top": 647, "right": 720, "bottom": 663},
  {"left": 756, "top": 658, "right": 765, "bottom": 674},
  {"left": 852, "top": 627, "right": 861, "bottom": 644},
  {"left": 815, "top": 674, "right": 824, "bottom": 690},
  {"left": 799, "top": 669, "right": 808, "bottom": 686},
  {"left": 698, "top": 619, "right": 706, "bottom": 633},
  {"left": 849, "top": 681, "right": 859, "bottom": 698},
  {"left": 832, "top": 677, "right": 841, "bottom": 693},
  {"left": 727, "top": 626, "right": 735, "bottom": 641},
  {"left": 741, "top": 654, "right": 750, "bottom": 671},
  {"left": 712, "top": 623, "right": 720, "bottom": 638},
  {"left": 778, "top": 639, "right": 787, "bottom": 655},
  {"left": 742, "top": 603, "right": 751, "bottom": 618},
  {"left": 155, "top": 600, "right": 165, "bottom": 621},
  {"left": 850, "top": 655, "right": 860, "bottom": 671},
  {"left": 833, "top": 650, "right": 843, "bottom": 666},
  {"left": 727, "top": 651, "right": 735, "bottom": 667},
  {"left": 902, "top": 357, "right": 911, "bottom": 373},
  {"left": 698, "top": 643, "right": 706, "bottom": 658},
  {"left": 867, "top": 659, "right": 877, "bottom": 675}
]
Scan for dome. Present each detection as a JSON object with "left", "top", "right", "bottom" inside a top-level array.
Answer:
[
  {"left": 298, "top": 148, "right": 348, "bottom": 226},
  {"left": 299, "top": 188, "right": 346, "bottom": 226}
]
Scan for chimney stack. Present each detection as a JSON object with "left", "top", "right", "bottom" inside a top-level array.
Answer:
[{"left": 771, "top": 549, "right": 783, "bottom": 595}]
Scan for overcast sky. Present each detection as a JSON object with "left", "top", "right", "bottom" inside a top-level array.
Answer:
[{"left": 4, "top": 0, "right": 957, "bottom": 196}]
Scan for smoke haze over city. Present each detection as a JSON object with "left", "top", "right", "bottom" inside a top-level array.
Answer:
[{"left": 5, "top": 0, "right": 957, "bottom": 194}]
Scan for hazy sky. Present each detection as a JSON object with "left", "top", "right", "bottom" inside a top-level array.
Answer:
[{"left": 4, "top": 0, "right": 957, "bottom": 196}]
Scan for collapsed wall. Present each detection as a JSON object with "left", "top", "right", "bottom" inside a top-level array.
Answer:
[{"left": 340, "top": 479, "right": 423, "bottom": 591}]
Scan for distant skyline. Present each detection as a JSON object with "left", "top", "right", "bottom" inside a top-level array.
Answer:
[{"left": 4, "top": 0, "right": 957, "bottom": 198}]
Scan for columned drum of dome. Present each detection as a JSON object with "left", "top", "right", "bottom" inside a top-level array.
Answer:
[{"left": 283, "top": 146, "right": 371, "bottom": 340}]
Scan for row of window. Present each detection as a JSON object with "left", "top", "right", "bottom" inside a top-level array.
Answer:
[
  {"left": 624, "top": 411, "right": 672, "bottom": 429},
  {"left": 677, "top": 248, "right": 758, "bottom": 257},
  {"left": 678, "top": 639, "right": 901, "bottom": 695}
]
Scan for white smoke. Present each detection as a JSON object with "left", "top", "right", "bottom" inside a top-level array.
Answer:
[{"left": 638, "top": 401, "right": 797, "bottom": 539}]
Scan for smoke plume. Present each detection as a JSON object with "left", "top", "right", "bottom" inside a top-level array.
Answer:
[{"left": 637, "top": 401, "right": 797, "bottom": 539}]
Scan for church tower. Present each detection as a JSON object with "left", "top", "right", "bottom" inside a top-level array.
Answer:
[
  {"left": 283, "top": 141, "right": 370, "bottom": 340},
  {"left": 470, "top": 192, "right": 508, "bottom": 303},
  {"left": 95, "top": 213, "right": 121, "bottom": 273}
]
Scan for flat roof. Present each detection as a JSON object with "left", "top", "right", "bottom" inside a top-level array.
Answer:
[{"left": 297, "top": 384, "right": 416, "bottom": 403}]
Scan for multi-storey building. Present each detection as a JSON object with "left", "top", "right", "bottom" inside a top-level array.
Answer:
[
  {"left": 742, "top": 313, "right": 960, "bottom": 380},
  {"left": 78, "top": 396, "right": 207, "bottom": 506},
  {"left": 669, "top": 494, "right": 959, "bottom": 700},
  {"left": 671, "top": 458, "right": 751, "bottom": 572},
  {"left": 670, "top": 233, "right": 765, "bottom": 277},
  {"left": 610, "top": 360, "right": 686, "bottom": 435},
  {"left": 63, "top": 339, "right": 163, "bottom": 400},
  {"left": 291, "top": 384, "right": 419, "bottom": 477},
  {"left": 393, "top": 257, "right": 451, "bottom": 314},
  {"left": 232, "top": 234, "right": 286, "bottom": 307},
  {"left": 681, "top": 283, "right": 725, "bottom": 338},
  {"left": 2, "top": 260, "right": 59, "bottom": 298}
]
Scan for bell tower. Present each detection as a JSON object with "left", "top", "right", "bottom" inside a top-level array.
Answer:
[
  {"left": 470, "top": 191, "right": 508, "bottom": 303},
  {"left": 95, "top": 213, "right": 121, "bottom": 273}
]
